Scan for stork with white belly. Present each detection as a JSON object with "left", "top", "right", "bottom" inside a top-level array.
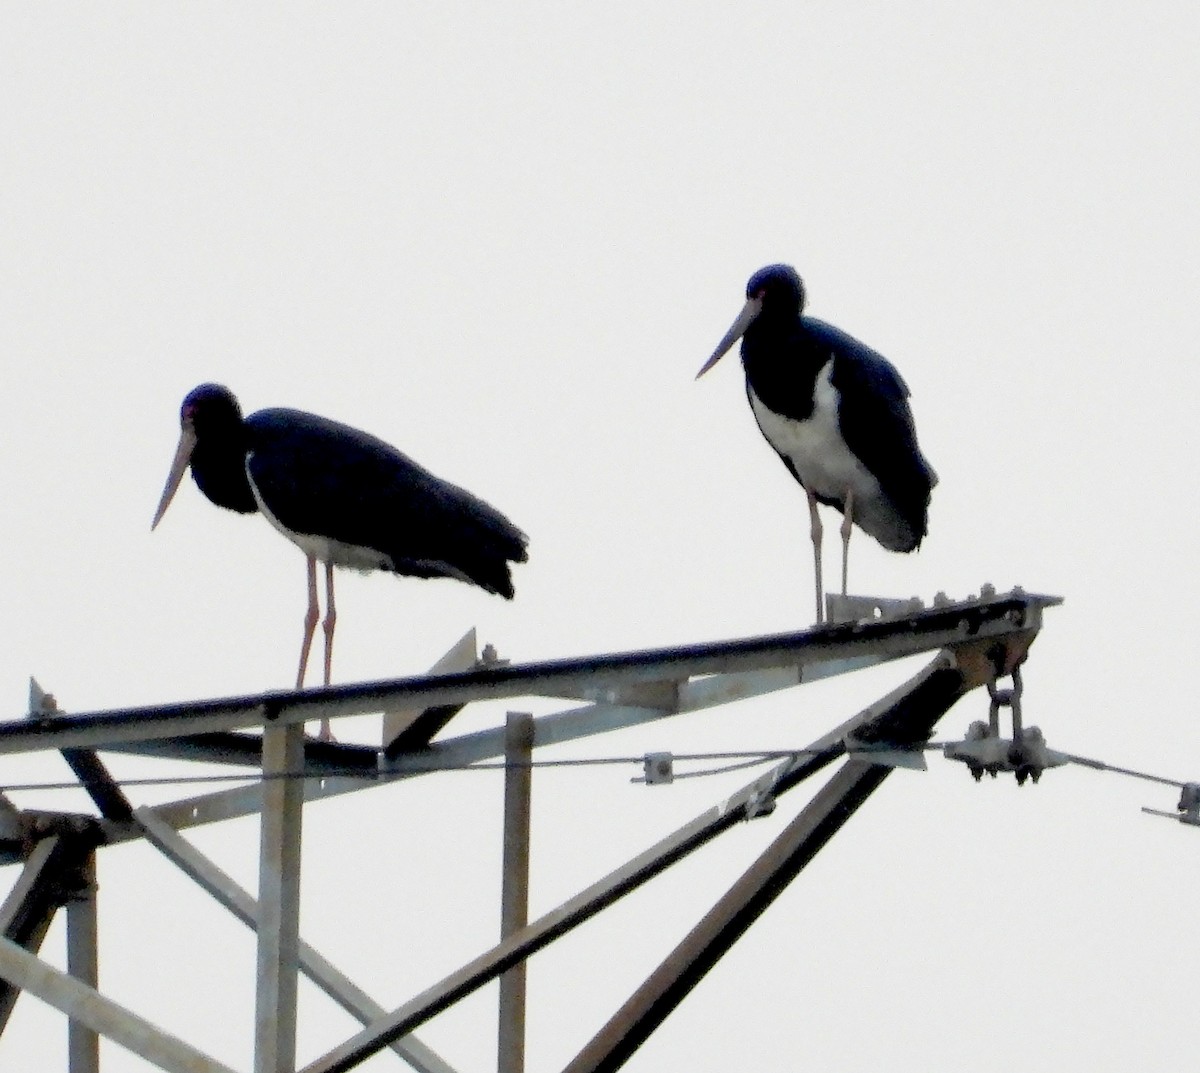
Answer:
[{"left": 697, "top": 264, "right": 936, "bottom": 623}]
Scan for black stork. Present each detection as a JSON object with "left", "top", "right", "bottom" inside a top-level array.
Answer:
[
  {"left": 151, "top": 383, "right": 528, "bottom": 739},
  {"left": 696, "top": 264, "right": 936, "bottom": 624}
]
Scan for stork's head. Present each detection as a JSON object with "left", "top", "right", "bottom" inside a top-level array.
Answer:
[
  {"left": 696, "top": 264, "right": 806, "bottom": 378},
  {"left": 150, "top": 383, "right": 245, "bottom": 529}
]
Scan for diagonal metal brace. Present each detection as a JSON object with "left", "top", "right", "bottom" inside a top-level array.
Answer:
[
  {"left": 0, "top": 829, "right": 101, "bottom": 1036},
  {"left": 559, "top": 633, "right": 1030, "bottom": 1073},
  {"left": 133, "top": 806, "right": 460, "bottom": 1073}
]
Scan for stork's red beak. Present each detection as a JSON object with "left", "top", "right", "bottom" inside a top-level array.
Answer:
[
  {"left": 151, "top": 421, "right": 198, "bottom": 530},
  {"left": 695, "top": 294, "right": 763, "bottom": 378}
]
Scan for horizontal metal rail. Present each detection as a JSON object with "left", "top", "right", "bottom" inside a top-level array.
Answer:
[{"left": 0, "top": 593, "right": 1055, "bottom": 758}]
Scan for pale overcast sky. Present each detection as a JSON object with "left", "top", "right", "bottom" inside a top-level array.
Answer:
[{"left": 2, "top": 4, "right": 1199, "bottom": 1071}]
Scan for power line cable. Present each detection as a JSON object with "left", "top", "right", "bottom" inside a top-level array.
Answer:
[{"left": 0, "top": 741, "right": 1192, "bottom": 799}]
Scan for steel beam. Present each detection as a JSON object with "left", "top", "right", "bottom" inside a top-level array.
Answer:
[
  {"left": 142, "top": 600, "right": 1052, "bottom": 839},
  {"left": 134, "top": 806, "right": 459, "bottom": 1073},
  {"left": 105, "top": 661, "right": 875, "bottom": 775},
  {"left": 498, "top": 713, "right": 534, "bottom": 1073},
  {"left": 66, "top": 851, "right": 99, "bottom": 1073},
  {"left": 0, "top": 594, "right": 1057, "bottom": 755},
  {"left": 560, "top": 760, "right": 898, "bottom": 1073},
  {"left": 0, "top": 831, "right": 99, "bottom": 1035},
  {"left": 0, "top": 836, "right": 61, "bottom": 1034},
  {"left": 60, "top": 749, "right": 135, "bottom": 822},
  {"left": 255, "top": 722, "right": 305, "bottom": 1073},
  {"left": 0, "top": 934, "right": 235, "bottom": 1073},
  {"left": 97, "top": 731, "right": 379, "bottom": 772},
  {"left": 139, "top": 665, "right": 888, "bottom": 835},
  {"left": 29, "top": 677, "right": 133, "bottom": 823},
  {"left": 0, "top": 795, "right": 27, "bottom": 866},
  {"left": 144, "top": 694, "right": 775, "bottom": 835},
  {"left": 0, "top": 836, "right": 61, "bottom": 945}
]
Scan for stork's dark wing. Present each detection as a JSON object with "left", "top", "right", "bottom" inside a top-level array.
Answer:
[
  {"left": 245, "top": 409, "right": 528, "bottom": 597},
  {"left": 807, "top": 319, "right": 937, "bottom": 543}
]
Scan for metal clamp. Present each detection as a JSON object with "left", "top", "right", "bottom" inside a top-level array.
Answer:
[
  {"left": 1179, "top": 783, "right": 1200, "bottom": 824},
  {"left": 641, "top": 752, "right": 675, "bottom": 785},
  {"left": 946, "top": 662, "right": 1066, "bottom": 784}
]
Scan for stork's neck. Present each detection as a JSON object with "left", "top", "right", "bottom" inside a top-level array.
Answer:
[
  {"left": 190, "top": 427, "right": 258, "bottom": 514},
  {"left": 740, "top": 316, "right": 824, "bottom": 420}
]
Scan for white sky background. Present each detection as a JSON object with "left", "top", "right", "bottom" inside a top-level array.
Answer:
[{"left": 2, "top": 3, "right": 1199, "bottom": 1070}]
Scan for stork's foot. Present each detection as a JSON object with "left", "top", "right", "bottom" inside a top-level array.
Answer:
[{"left": 314, "top": 719, "right": 337, "bottom": 743}]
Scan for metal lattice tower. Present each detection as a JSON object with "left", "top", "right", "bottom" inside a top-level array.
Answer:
[{"left": 0, "top": 589, "right": 1058, "bottom": 1073}]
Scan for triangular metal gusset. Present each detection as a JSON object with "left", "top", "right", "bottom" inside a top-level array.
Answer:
[{"left": 0, "top": 589, "right": 1059, "bottom": 1073}]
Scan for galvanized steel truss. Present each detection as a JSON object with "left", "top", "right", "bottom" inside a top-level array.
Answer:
[{"left": 0, "top": 590, "right": 1058, "bottom": 1073}]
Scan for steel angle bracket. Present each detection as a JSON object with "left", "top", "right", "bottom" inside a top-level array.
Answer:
[{"left": 383, "top": 628, "right": 481, "bottom": 758}]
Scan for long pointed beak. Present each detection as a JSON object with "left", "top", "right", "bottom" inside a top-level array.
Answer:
[
  {"left": 151, "top": 424, "right": 198, "bottom": 530},
  {"left": 695, "top": 295, "right": 762, "bottom": 378}
]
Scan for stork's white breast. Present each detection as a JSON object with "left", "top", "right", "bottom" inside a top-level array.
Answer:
[{"left": 748, "top": 360, "right": 881, "bottom": 505}]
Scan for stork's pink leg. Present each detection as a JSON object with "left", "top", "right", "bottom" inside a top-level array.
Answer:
[
  {"left": 296, "top": 554, "right": 319, "bottom": 689},
  {"left": 807, "top": 489, "right": 824, "bottom": 624},
  {"left": 322, "top": 561, "right": 336, "bottom": 685},
  {"left": 840, "top": 489, "right": 854, "bottom": 597},
  {"left": 317, "top": 562, "right": 337, "bottom": 742}
]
